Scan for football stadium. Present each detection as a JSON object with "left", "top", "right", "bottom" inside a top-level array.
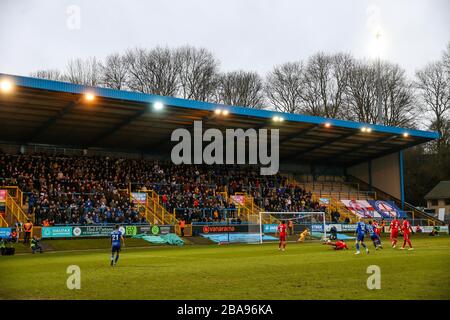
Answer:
[{"left": 0, "top": 73, "right": 449, "bottom": 300}]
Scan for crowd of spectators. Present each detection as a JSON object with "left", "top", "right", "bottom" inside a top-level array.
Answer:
[{"left": 0, "top": 153, "right": 322, "bottom": 225}]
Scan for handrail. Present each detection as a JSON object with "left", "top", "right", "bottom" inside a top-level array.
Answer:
[
  {"left": 0, "top": 214, "right": 8, "bottom": 227},
  {"left": 5, "top": 193, "right": 30, "bottom": 224},
  {"left": 133, "top": 190, "right": 177, "bottom": 225},
  {"left": 233, "top": 192, "right": 281, "bottom": 224},
  {"left": 220, "top": 192, "right": 251, "bottom": 222},
  {"left": 1, "top": 186, "right": 24, "bottom": 205}
]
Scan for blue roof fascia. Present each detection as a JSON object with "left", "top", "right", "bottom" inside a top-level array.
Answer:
[{"left": 0, "top": 73, "right": 439, "bottom": 140}]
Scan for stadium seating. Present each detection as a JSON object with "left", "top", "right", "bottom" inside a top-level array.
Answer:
[
  {"left": 4, "top": 152, "right": 425, "bottom": 227},
  {"left": 0, "top": 153, "right": 325, "bottom": 225}
]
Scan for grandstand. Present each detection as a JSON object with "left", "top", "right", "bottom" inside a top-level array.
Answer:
[{"left": 0, "top": 72, "right": 443, "bottom": 241}]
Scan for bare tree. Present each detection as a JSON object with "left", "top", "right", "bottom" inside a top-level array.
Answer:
[
  {"left": 430, "top": 118, "right": 450, "bottom": 149},
  {"left": 65, "top": 57, "right": 102, "bottom": 86},
  {"left": 30, "top": 69, "right": 66, "bottom": 81},
  {"left": 345, "top": 60, "right": 416, "bottom": 127},
  {"left": 415, "top": 60, "right": 450, "bottom": 151},
  {"left": 124, "top": 48, "right": 151, "bottom": 93},
  {"left": 125, "top": 47, "right": 181, "bottom": 96},
  {"left": 300, "top": 52, "right": 353, "bottom": 118},
  {"left": 216, "top": 71, "right": 265, "bottom": 108},
  {"left": 265, "top": 62, "right": 304, "bottom": 113},
  {"left": 443, "top": 42, "right": 450, "bottom": 76},
  {"left": 379, "top": 63, "right": 417, "bottom": 127},
  {"left": 176, "top": 46, "right": 219, "bottom": 101},
  {"left": 346, "top": 60, "right": 378, "bottom": 123},
  {"left": 100, "top": 53, "right": 128, "bottom": 90}
]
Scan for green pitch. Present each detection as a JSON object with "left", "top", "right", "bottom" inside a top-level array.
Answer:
[{"left": 0, "top": 235, "right": 449, "bottom": 300}]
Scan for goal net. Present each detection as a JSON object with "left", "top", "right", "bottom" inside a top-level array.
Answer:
[{"left": 250, "top": 212, "right": 327, "bottom": 244}]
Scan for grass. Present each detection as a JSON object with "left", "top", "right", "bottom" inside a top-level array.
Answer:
[{"left": 0, "top": 234, "right": 449, "bottom": 300}]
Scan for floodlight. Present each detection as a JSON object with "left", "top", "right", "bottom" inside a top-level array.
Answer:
[
  {"left": 0, "top": 80, "right": 13, "bottom": 93},
  {"left": 154, "top": 102, "right": 164, "bottom": 110},
  {"left": 85, "top": 93, "right": 95, "bottom": 101}
]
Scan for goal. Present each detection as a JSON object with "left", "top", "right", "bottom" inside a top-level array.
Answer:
[{"left": 253, "top": 212, "right": 327, "bottom": 244}]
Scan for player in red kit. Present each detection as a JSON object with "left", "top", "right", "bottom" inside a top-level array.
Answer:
[
  {"left": 388, "top": 217, "right": 400, "bottom": 248},
  {"left": 400, "top": 217, "right": 414, "bottom": 250},
  {"left": 323, "top": 239, "right": 348, "bottom": 250},
  {"left": 276, "top": 220, "right": 287, "bottom": 251}
]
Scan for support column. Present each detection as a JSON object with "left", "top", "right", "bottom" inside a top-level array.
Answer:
[
  {"left": 368, "top": 160, "right": 373, "bottom": 191},
  {"left": 399, "top": 151, "right": 405, "bottom": 210}
]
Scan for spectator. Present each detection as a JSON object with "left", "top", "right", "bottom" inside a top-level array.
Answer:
[
  {"left": 30, "top": 236, "right": 43, "bottom": 254},
  {"left": 429, "top": 226, "right": 439, "bottom": 237},
  {"left": 380, "top": 218, "right": 386, "bottom": 233},
  {"left": 179, "top": 218, "right": 186, "bottom": 237},
  {"left": 23, "top": 219, "right": 33, "bottom": 244},
  {"left": 288, "top": 220, "right": 294, "bottom": 235},
  {"left": 14, "top": 219, "right": 22, "bottom": 241},
  {"left": 9, "top": 229, "right": 17, "bottom": 243},
  {"left": 331, "top": 211, "right": 340, "bottom": 223},
  {"left": 0, "top": 153, "right": 321, "bottom": 225}
]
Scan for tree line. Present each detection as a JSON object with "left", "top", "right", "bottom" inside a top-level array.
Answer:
[{"left": 31, "top": 44, "right": 450, "bottom": 204}]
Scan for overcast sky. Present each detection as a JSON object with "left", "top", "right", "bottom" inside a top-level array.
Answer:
[{"left": 1, "top": 0, "right": 449, "bottom": 78}]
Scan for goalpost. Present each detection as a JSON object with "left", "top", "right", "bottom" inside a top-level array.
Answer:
[{"left": 256, "top": 212, "right": 327, "bottom": 244}]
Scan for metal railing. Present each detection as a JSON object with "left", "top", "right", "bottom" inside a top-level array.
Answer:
[
  {"left": 312, "top": 190, "right": 377, "bottom": 200},
  {"left": 0, "top": 214, "right": 8, "bottom": 227},
  {"left": 5, "top": 193, "right": 29, "bottom": 224}
]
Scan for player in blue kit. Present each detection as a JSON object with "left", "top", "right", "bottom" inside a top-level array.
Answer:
[
  {"left": 367, "top": 220, "right": 382, "bottom": 250},
  {"left": 110, "top": 224, "right": 125, "bottom": 266},
  {"left": 355, "top": 217, "right": 369, "bottom": 255}
]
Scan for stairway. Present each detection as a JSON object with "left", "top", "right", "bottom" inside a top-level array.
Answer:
[
  {"left": 3, "top": 187, "right": 30, "bottom": 226},
  {"left": 0, "top": 214, "right": 8, "bottom": 227},
  {"left": 230, "top": 192, "right": 280, "bottom": 224},
  {"left": 131, "top": 190, "right": 177, "bottom": 225}
]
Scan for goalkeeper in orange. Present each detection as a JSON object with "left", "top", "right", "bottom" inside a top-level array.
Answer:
[{"left": 297, "top": 228, "right": 310, "bottom": 242}]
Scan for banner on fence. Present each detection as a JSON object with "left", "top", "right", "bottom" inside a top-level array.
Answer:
[
  {"left": 368, "top": 200, "right": 404, "bottom": 218},
  {"left": 231, "top": 195, "right": 245, "bottom": 206},
  {"left": 0, "top": 227, "right": 12, "bottom": 239},
  {"left": 131, "top": 192, "right": 147, "bottom": 205},
  {"left": 0, "top": 190, "right": 6, "bottom": 202},
  {"left": 341, "top": 200, "right": 380, "bottom": 218}
]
